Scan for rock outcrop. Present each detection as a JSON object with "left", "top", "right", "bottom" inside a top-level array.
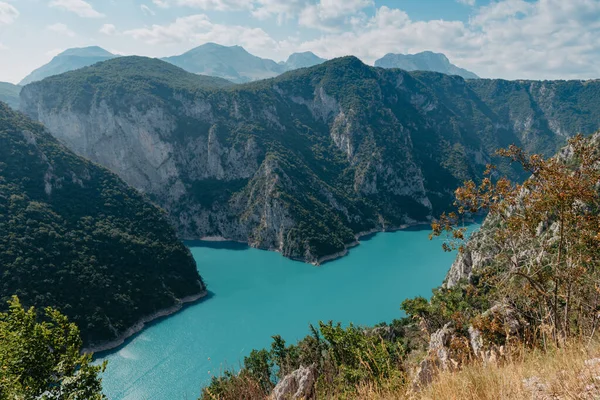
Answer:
[
  {"left": 271, "top": 365, "right": 316, "bottom": 400},
  {"left": 413, "top": 323, "right": 457, "bottom": 388}
]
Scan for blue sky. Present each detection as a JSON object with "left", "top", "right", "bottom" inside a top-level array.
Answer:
[{"left": 1, "top": 0, "right": 599, "bottom": 83}]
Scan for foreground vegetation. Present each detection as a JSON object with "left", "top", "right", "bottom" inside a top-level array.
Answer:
[
  {"left": 0, "top": 297, "right": 105, "bottom": 399},
  {"left": 341, "top": 339, "right": 600, "bottom": 400},
  {"left": 201, "top": 133, "right": 600, "bottom": 399}
]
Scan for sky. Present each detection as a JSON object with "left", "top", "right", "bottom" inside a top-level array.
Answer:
[{"left": 1, "top": 0, "right": 600, "bottom": 83}]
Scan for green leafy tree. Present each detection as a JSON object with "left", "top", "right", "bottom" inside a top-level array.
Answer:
[
  {"left": 242, "top": 349, "right": 273, "bottom": 392},
  {"left": 0, "top": 296, "right": 106, "bottom": 399}
]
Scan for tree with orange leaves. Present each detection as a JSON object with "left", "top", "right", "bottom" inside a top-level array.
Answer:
[{"left": 432, "top": 134, "right": 600, "bottom": 345}]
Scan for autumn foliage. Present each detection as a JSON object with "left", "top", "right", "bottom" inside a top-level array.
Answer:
[{"left": 432, "top": 134, "right": 600, "bottom": 346}]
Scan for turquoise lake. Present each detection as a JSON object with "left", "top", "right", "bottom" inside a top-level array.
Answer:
[{"left": 98, "top": 225, "right": 472, "bottom": 400}]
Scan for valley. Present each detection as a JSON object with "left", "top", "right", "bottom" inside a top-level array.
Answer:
[
  {"left": 19, "top": 56, "right": 600, "bottom": 263},
  {"left": 1, "top": 2, "right": 600, "bottom": 397},
  {"left": 97, "top": 226, "right": 470, "bottom": 400}
]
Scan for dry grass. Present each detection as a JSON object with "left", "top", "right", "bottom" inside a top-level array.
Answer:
[{"left": 339, "top": 340, "right": 600, "bottom": 400}]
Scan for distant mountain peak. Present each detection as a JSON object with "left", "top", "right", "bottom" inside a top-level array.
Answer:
[
  {"left": 19, "top": 46, "right": 117, "bottom": 86},
  {"left": 58, "top": 46, "right": 114, "bottom": 58},
  {"left": 375, "top": 51, "right": 479, "bottom": 80},
  {"left": 284, "top": 51, "right": 327, "bottom": 70},
  {"left": 163, "top": 43, "right": 285, "bottom": 84}
]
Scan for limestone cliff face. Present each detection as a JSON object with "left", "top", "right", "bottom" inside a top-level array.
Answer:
[
  {"left": 19, "top": 56, "right": 600, "bottom": 262},
  {"left": 445, "top": 222, "right": 498, "bottom": 288}
]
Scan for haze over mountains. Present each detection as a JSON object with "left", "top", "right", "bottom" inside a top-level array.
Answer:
[
  {"left": 20, "top": 55, "right": 600, "bottom": 263},
  {"left": 163, "top": 43, "right": 328, "bottom": 83},
  {"left": 12, "top": 43, "right": 480, "bottom": 88},
  {"left": 0, "top": 82, "right": 20, "bottom": 109},
  {"left": 19, "top": 46, "right": 117, "bottom": 86},
  {"left": 375, "top": 51, "right": 479, "bottom": 80}
]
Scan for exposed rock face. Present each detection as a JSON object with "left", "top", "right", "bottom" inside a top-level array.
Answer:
[
  {"left": 445, "top": 221, "right": 498, "bottom": 287},
  {"left": 271, "top": 365, "right": 316, "bottom": 400},
  {"left": 413, "top": 323, "right": 456, "bottom": 388},
  {"left": 0, "top": 101, "right": 205, "bottom": 346},
  {"left": 468, "top": 304, "right": 523, "bottom": 364},
  {"left": 20, "top": 56, "right": 600, "bottom": 263}
]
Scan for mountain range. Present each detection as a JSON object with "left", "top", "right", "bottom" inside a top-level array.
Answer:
[
  {"left": 375, "top": 51, "right": 479, "bottom": 79},
  {"left": 0, "top": 100, "right": 206, "bottom": 347},
  {"left": 20, "top": 56, "right": 600, "bottom": 263},
  {"left": 15, "top": 44, "right": 480, "bottom": 87},
  {"left": 16, "top": 43, "right": 328, "bottom": 86},
  {"left": 163, "top": 43, "right": 327, "bottom": 83}
]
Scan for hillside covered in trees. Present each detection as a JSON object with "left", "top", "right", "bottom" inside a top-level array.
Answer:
[
  {"left": 20, "top": 56, "right": 600, "bottom": 263},
  {"left": 0, "top": 102, "right": 206, "bottom": 347}
]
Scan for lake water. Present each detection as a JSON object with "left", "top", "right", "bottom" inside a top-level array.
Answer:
[{"left": 97, "top": 225, "right": 472, "bottom": 400}]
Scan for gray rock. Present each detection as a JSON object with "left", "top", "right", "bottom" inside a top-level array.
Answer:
[
  {"left": 468, "top": 303, "right": 522, "bottom": 364},
  {"left": 413, "top": 323, "right": 455, "bottom": 388},
  {"left": 271, "top": 365, "right": 316, "bottom": 400}
]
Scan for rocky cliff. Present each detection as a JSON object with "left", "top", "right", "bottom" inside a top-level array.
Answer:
[{"left": 20, "top": 56, "right": 600, "bottom": 263}]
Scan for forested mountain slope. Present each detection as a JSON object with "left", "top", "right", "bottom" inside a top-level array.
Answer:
[
  {"left": 0, "top": 102, "right": 205, "bottom": 347},
  {"left": 20, "top": 56, "right": 600, "bottom": 263},
  {"left": 0, "top": 82, "right": 20, "bottom": 109}
]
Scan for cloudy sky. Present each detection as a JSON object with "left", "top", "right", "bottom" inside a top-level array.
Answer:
[{"left": 1, "top": 0, "right": 599, "bottom": 83}]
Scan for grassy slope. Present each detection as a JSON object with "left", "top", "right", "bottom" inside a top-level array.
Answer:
[{"left": 347, "top": 340, "right": 600, "bottom": 400}]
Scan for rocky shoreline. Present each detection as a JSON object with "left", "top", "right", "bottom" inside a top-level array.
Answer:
[{"left": 82, "top": 291, "right": 208, "bottom": 354}]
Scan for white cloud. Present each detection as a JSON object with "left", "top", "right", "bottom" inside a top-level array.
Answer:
[
  {"left": 298, "top": 0, "right": 373, "bottom": 31},
  {"left": 49, "top": 0, "right": 104, "bottom": 18},
  {"left": 0, "top": 1, "right": 19, "bottom": 25},
  {"left": 471, "top": 0, "right": 532, "bottom": 25},
  {"left": 99, "top": 23, "right": 117, "bottom": 35},
  {"left": 141, "top": 4, "right": 156, "bottom": 16},
  {"left": 294, "top": 1, "right": 600, "bottom": 80},
  {"left": 57, "top": 0, "right": 600, "bottom": 81},
  {"left": 0, "top": 42, "right": 8, "bottom": 50},
  {"left": 45, "top": 48, "right": 65, "bottom": 57},
  {"left": 152, "top": 0, "right": 169, "bottom": 8},
  {"left": 153, "top": 0, "right": 373, "bottom": 28},
  {"left": 251, "top": 0, "right": 308, "bottom": 23},
  {"left": 152, "top": 0, "right": 251, "bottom": 11},
  {"left": 124, "top": 14, "right": 287, "bottom": 58},
  {"left": 457, "top": 0, "right": 476, "bottom": 6},
  {"left": 47, "top": 22, "right": 76, "bottom": 37}
]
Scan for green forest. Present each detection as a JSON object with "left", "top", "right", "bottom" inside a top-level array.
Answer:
[{"left": 0, "top": 102, "right": 205, "bottom": 346}]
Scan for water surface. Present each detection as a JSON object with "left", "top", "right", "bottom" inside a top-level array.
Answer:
[{"left": 98, "top": 226, "right": 472, "bottom": 400}]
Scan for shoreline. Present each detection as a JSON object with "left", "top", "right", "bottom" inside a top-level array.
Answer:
[
  {"left": 83, "top": 291, "right": 208, "bottom": 354},
  {"left": 313, "top": 221, "right": 431, "bottom": 265},
  {"left": 190, "top": 221, "right": 432, "bottom": 266}
]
